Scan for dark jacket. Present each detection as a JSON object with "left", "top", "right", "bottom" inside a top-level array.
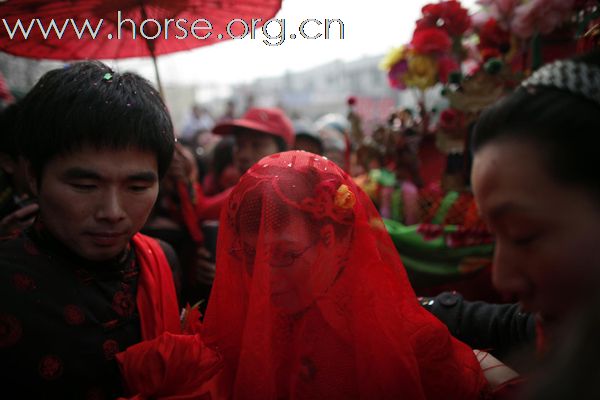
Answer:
[{"left": 421, "top": 291, "right": 537, "bottom": 371}]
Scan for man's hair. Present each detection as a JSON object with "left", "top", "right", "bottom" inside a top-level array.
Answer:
[{"left": 15, "top": 61, "right": 174, "bottom": 180}]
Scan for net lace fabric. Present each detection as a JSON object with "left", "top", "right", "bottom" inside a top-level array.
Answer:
[{"left": 202, "top": 151, "right": 487, "bottom": 399}]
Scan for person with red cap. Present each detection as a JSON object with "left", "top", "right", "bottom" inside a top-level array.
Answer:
[
  {"left": 213, "top": 107, "right": 294, "bottom": 174},
  {"left": 189, "top": 108, "right": 295, "bottom": 291}
]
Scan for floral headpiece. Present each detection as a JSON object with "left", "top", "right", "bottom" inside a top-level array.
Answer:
[
  {"left": 296, "top": 180, "right": 356, "bottom": 225},
  {"left": 521, "top": 60, "right": 600, "bottom": 107}
]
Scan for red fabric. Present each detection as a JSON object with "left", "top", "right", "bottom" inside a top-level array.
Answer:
[
  {"left": 132, "top": 233, "right": 181, "bottom": 339},
  {"left": 195, "top": 184, "right": 232, "bottom": 221},
  {"left": 116, "top": 234, "right": 221, "bottom": 399},
  {"left": 172, "top": 181, "right": 230, "bottom": 243},
  {"left": 202, "top": 151, "right": 489, "bottom": 399},
  {"left": 116, "top": 332, "right": 222, "bottom": 400},
  {"left": 418, "top": 135, "right": 446, "bottom": 187},
  {"left": 0, "top": 0, "right": 282, "bottom": 60},
  {"left": 176, "top": 182, "right": 205, "bottom": 244}
]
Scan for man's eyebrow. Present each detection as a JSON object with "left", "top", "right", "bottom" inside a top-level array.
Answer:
[
  {"left": 61, "top": 167, "right": 100, "bottom": 180},
  {"left": 127, "top": 171, "right": 158, "bottom": 182},
  {"left": 61, "top": 168, "right": 157, "bottom": 182}
]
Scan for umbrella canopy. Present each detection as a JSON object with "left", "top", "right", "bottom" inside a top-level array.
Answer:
[{"left": 0, "top": 0, "right": 282, "bottom": 92}]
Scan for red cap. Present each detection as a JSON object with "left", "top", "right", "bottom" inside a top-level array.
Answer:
[{"left": 213, "top": 107, "right": 294, "bottom": 148}]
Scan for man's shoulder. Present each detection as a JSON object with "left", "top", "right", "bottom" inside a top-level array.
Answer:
[
  {"left": 0, "top": 236, "right": 38, "bottom": 264},
  {"left": 0, "top": 236, "right": 45, "bottom": 293}
]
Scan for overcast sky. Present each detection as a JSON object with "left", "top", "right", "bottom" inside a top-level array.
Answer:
[{"left": 109, "top": 0, "right": 479, "bottom": 86}]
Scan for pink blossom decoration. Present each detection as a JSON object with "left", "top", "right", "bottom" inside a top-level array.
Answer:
[{"left": 511, "top": 0, "right": 576, "bottom": 39}]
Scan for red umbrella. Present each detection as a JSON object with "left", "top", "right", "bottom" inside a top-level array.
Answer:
[{"left": 0, "top": 0, "right": 282, "bottom": 92}]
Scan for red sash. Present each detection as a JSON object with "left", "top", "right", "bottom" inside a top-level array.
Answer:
[{"left": 132, "top": 233, "right": 181, "bottom": 339}]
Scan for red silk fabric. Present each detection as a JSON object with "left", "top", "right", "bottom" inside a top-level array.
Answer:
[
  {"left": 132, "top": 233, "right": 181, "bottom": 339},
  {"left": 202, "top": 151, "right": 488, "bottom": 399},
  {"left": 116, "top": 234, "right": 222, "bottom": 399},
  {"left": 176, "top": 181, "right": 205, "bottom": 244}
]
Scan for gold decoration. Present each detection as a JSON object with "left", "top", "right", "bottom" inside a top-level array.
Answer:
[{"left": 334, "top": 184, "right": 356, "bottom": 209}]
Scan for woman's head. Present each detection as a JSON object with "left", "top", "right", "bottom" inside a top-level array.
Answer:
[
  {"left": 471, "top": 50, "right": 600, "bottom": 328},
  {"left": 225, "top": 152, "right": 355, "bottom": 314}
]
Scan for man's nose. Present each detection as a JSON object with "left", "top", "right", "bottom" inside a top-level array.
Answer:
[
  {"left": 491, "top": 241, "right": 529, "bottom": 298},
  {"left": 95, "top": 188, "right": 126, "bottom": 222}
]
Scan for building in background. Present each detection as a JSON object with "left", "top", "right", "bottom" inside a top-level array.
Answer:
[
  {"left": 0, "top": 53, "right": 63, "bottom": 99},
  {"left": 226, "top": 55, "right": 399, "bottom": 135}
]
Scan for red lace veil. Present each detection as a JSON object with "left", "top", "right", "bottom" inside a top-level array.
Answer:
[{"left": 202, "top": 151, "right": 487, "bottom": 399}]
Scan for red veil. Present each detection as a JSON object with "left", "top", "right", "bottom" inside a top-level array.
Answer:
[{"left": 202, "top": 151, "right": 488, "bottom": 399}]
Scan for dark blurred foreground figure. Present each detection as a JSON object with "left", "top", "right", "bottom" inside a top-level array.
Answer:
[
  {"left": 0, "top": 104, "right": 38, "bottom": 237},
  {"left": 201, "top": 150, "right": 488, "bottom": 399},
  {"left": 0, "top": 61, "right": 194, "bottom": 398},
  {"left": 466, "top": 50, "right": 600, "bottom": 397},
  {"left": 143, "top": 142, "right": 231, "bottom": 307}
]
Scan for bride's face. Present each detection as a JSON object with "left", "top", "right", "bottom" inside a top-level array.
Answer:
[{"left": 239, "top": 209, "right": 345, "bottom": 314}]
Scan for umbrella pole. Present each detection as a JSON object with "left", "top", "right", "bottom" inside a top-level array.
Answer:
[
  {"left": 150, "top": 51, "right": 164, "bottom": 98},
  {"left": 138, "top": 2, "right": 164, "bottom": 97}
]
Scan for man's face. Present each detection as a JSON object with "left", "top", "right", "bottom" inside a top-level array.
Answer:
[
  {"left": 233, "top": 130, "right": 280, "bottom": 174},
  {"left": 472, "top": 139, "right": 600, "bottom": 329},
  {"left": 30, "top": 147, "right": 159, "bottom": 261}
]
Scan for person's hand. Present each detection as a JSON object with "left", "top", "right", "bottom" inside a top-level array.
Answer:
[
  {"left": 474, "top": 350, "right": 520, "bottom": 390},
  {"left": 192, "top": 246, "right": 216, "bottom": 286},
  {"left": 0, "top": 202, "right": 38, "bottom": 236},
  {"left": 169, "top": 144, "right": 199, "bottom": 183}
]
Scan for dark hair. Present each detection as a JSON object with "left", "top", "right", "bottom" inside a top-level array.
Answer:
[
  {"left": 15, "top": 61, "right": 174, "bottom": 180},
  {"left": 0, "top": 102, "right": 19, "bottom": 158},
  {"left": 472, "top": 50, "right": 600, "bottom": 198},
  {"left": 212, "top": 135, "right": 235, "bottom": 178},
  {"left": 295, "top": 133, "right": 324, "bottom": 154},
  {"left": 274, "top": 136, "right": 287, "bottom": 152}
]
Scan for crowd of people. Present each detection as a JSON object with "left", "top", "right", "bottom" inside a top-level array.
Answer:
[{"left": 0, "top": 46, "right": 599, "bottom": 399}]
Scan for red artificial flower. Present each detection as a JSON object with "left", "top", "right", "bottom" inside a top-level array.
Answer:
[
  {"left": 480, "top": 47, "right": 502, "bottom": 62},
  {"left": 438, "top": 56, "right": 460, "bottom": 83},
  {"left": 478, "top": 18, "right": 511, "bottom": 54},
  {"left": 411, "top": 28, "right": 452, "bottom": 54},
  {"left": 387, "top": 59, "right": 409, "bottom": 90},
  {"left": 439, "top": 108, "right": 466, "bottom": 135},
  {"left": 116, "top": 332, "right": 222, "bottom": 400},
  {"left": 416, "top": 1, "right": 472, "bottom": 37}
]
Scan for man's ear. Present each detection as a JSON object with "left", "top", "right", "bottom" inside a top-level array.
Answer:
[
  {"left": 319, "top": 224, "right": 336, "bottom": 248},
  {"left": 24, "top": 161, "right": 39, "bottom": 196}
]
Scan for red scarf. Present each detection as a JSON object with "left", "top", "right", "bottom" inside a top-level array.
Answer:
[
  {"left": 132, "top": 233, "right": 181, "bottom": 339},
  {"left": 116, "top": 234, "right": 222, "bottom": 400}
]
